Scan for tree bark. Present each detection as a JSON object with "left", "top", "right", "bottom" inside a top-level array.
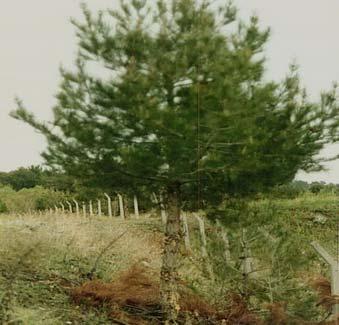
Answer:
[{"left": 160, "top": 182, "right": 182, "bottom": 324}]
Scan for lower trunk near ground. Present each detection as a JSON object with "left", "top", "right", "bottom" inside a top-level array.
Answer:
[{"left": 160, "top": 182, "right": 182, "bottom": 324}]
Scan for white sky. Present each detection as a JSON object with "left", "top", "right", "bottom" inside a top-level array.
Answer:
[{"left": 0, "top": 0, "right": 338, "bottom": 183}]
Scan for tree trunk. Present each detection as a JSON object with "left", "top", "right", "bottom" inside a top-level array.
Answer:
[{"left": 160, "top": 182, "right": 182, "bottom": 324}]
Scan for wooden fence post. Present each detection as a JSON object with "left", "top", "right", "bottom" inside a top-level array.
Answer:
[
  {"left": 104, "top": 193, "right": 112, "bottom": 217},
  {"left": 311, "top": 241, "right": 339, "bottom": 320},
  {"left": 118, "top": 194, "right": 125, "bottom": 219},
  {"left": 97, "top": 199, "right": 102, "bottom": 216}
]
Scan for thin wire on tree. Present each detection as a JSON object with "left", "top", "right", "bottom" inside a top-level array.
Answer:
[{"left": 196, "top": 2, "right": 202, "bottom": 213}]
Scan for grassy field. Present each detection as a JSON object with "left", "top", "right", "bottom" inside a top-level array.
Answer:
[
  {"left": 0, "top": 213, "right": 164, "bottom": 324},
  {"left": 0, "top": 193, "right": 338, "bottom": 324}
]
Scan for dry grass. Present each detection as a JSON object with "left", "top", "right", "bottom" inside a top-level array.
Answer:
[
  {"left": 0, "top": 212, "right": 163, "bottom": 324},
  {"left": 0, "top": 212, "right": 162, "bottom": 273}
]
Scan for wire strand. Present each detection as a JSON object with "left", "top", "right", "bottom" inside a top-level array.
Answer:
[{"left": 196, "top": 3, "right": 201, "bottom": 212}]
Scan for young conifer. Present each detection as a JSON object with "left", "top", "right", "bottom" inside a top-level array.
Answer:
[{"left": 12, "top": 0, "right": 338, "bottom": 321}]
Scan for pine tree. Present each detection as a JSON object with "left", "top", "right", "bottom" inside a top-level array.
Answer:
[{"left": 11, "top": 0, "right": 338, "bottom": 322}]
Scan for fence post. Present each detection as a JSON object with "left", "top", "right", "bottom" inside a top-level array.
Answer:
[
  {"left": 194, "top": 214, "right": 208, "bottom": 257},
  {"left": 133, "top": 195, "right": 140, "bottom": 219},
  {"left": 152, "top": 192, "right": 166, "bottom": 224},
  {"left": 118, "top": 194, "right": 125, "bottom": 219},
  {"left": 60, "top": 203, "right": 65, "bottom": 214},
  {"left": 194, "top": 213, "right": 214, "bottom": 280},
  {"left": 89, "top": 200, "right": 94, "bottom": 216},
  {"left": 54, "top": 205, "right": 59, "bottom": 213},
  {"left": 72, "top": 199, "right": 79, "bottom": 216},
  {"left": 159, "top": 194, "right": 167, "bottom": 225},
  {"left": 240, "top": 228, "right": 255, "bottom": 295},
  {"left": 113, "top": 197, "right": 118, "bottom": 217},
  {"left": 216, "top": 220, "right": 232, "bottom": 265},
  {"left": 66, "top": 201, "right": 72, "bottom": 214},
  {"left": 181, "top": 212, "right": 191, "bottom": 251},
  {"left": 82, "top": 202, "right": 87, "bottom": 217},
  {"left": 311, "top": 241, "right": 339, "bottom": 320},
  {"left": 124, "top": 198, "right": 130, "bottom": 218},
  {"left": 97, "top": 199, "right": 102, "bottom": 216},
  {"left": 104, "top": 193, "right": 112, "bottom": 217},
  {"left": 151, "top": 192, "right": 157, "bottom": 204}
]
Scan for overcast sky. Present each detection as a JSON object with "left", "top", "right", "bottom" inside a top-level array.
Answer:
[{"left": 0, "top": 0, "right": 338, "bottom": 183}]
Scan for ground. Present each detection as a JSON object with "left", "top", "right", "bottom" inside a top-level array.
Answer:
[{"left": 0, "top": 193, "right": 338, "bottom": 324}]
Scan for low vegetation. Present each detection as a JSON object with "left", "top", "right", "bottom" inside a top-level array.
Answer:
[
  {"left": 0, "top": 193, "right": 338, "bottom": 324},
  {"left": 0, "top": 186, "right": 69, "bottom": 213},
  {"left": 0, "top": 213, "right": 162, "bottom": 324}
]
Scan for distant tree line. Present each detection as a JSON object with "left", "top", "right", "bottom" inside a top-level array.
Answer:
[
  {"left": 270, "top": 180, "right": 339, "bottom": 198},
  {"left": 0, "top": 166, "right": 74, "bottom": 192},
  {"left": 0, "top": 165, "right": 337, "bottom": 198}
]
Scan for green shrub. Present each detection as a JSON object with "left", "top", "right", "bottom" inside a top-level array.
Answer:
[
  {"left": 0, "top": 185, "right": 70, "bottom": 213},
  {"left": 203, "top": 196, "right": 337, "bottom": 322},
  {"left": 269, "top": 183, "right": 306, "bottom": 199},
  {"left": 0, "top": 199, "right": 8, "bottom": 213}
]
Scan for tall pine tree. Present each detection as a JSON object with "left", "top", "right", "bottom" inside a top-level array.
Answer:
[{"left": 12, "top": 0, "right": 338, "bottom": 322}]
